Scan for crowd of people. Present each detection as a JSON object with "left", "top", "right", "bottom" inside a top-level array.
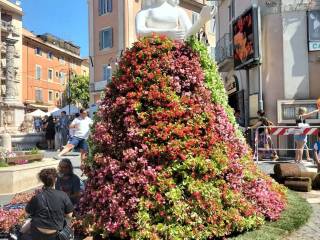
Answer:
[{"left": 32, "top": 109, "right": 93, "bottom": 161}]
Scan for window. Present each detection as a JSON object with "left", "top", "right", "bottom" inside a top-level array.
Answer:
[
  {"left": 192, "top": 12, "right": 199, "bottom": 24},
  {"left": 35, "top": 65, "right": 42, "bottom": 80},
  {"left": 103, "top": 65, "right": 112, "bottom": 82},
  {"left": 59, "top": 56, "right": 65, "bottom": 65},
  {"left": 55, "top": 71, "right": 59, "bottom": 78},
  {"left": 55, "top": 92, "right": 60, "bottom": 100},
  {"left": 99, "top": 27, "right": 113, "bottom": 50},
  {"left": 60, "top": 72, "right": 65, "bottom": 85},
  {"left": 35, "top": 47, "right": 42, "bottom": 56},
  {"left": 71, "top": 60, "right": 75, "bottom": 69},
  {"left": 48, "top": 90, "right": 53, "bottom": 102},
  {"left": 47, "top": 52, "right": 53, "bottom": 59},
  {"left": 99, "top": 0, "right": 112, "bottom": 15},
  {"left": 48, "top": 69, "right": 53, "bottom": 81},
  {"left": 228, "top": 0, "right": 235, "bottom": 21},
  {"left": 35, "top": 89, "right": 43, "bottom": 102}
]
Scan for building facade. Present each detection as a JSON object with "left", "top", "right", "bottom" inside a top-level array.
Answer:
[
  {"left": 22, "top": 29, "right": 89, "bottom": 111},
  {"left": 215, "top": 0, "right": 320, "bottom": 128},
  {"left": 88, "top": 0, "right": 215, "bottom": 105}
]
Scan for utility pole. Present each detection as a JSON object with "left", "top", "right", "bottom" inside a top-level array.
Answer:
[{"left": 68, "top": 68, "right": 71, "bottom": 116}]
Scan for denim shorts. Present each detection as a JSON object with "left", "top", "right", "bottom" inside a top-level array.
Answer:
[
  {"left": 294, "top": 135, "right": 307, "bottom": 143},
  {"left": 68, "top": 136, "right": 88, "bottom": 152}
]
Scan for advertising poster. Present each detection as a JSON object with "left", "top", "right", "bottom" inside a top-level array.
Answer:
[
  {"left": 233, "top": 7, "right": 260, "bottom": 69},
  {"left": 308, "top": 10, "right": 320, "bottom": 51}
]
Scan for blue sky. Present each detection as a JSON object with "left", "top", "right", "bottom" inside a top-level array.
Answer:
[{"left": 22, "top": 0, "right": 89, "bottom": 57}]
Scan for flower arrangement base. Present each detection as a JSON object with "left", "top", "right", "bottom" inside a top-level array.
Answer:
[
  {"left": 6, "top": 152, "right": 44, "bottom": 165},
  {"left": 79, "top": 36, "right": 287, "bottom": 239},
  {"left": 0, "top": 158, "right": 58, "bottom": 195}
]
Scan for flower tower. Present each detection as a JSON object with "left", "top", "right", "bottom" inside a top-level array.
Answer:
[{"left": 80, "top": 36, "right": 286, "bottom": 239}]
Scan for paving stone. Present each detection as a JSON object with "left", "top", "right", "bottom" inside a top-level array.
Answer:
[{"left": 284, "top": 203, "right": 320, "bottom": 240}]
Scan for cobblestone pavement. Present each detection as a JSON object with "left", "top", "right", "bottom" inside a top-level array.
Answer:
[{"left": 284, "top": 201, "right": 320, "bottom": 240}]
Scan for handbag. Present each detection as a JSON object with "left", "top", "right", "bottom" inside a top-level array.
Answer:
[
  {"left": 20, "top": 218, "right": 31, "bottom": 234},
  {"left": 41, "top": 191, "right": 74, "bottom": 240}
]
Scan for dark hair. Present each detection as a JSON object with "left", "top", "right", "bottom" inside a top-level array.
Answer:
[
  {"left": 61, "top": 111, "right": 66, "bottom": 115},
  {"left": 80, "top": 108, "right": 85, "bottom": 113},
  {"left": 48, "top": 116, "right": 54, "bottom": 122},
  {"left": 75, "top": 113, "right": 80, "bottom": 118},
  {"left": 59, "top": 158, "right": 73, "bottom": 175},
  {"left": 39, "top": 168, "right": 57, "bottom": 188},
  {"left": 257, "top": 110, "right": 265, "bottom": 117}
]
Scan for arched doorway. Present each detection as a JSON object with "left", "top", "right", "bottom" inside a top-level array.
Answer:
[{"left": 225, "top": 75, "right": 245, "bottom": 126}]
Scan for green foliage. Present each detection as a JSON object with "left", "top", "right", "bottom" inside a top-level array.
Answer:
[
  {"left": 0, "top": 161, "right": 9, "bottom": 168},
  {"left": 230, "top": 190, "right": 312, "bottom": 240},
  {"left": 66, "top": 75, "right": 90, "bottom": 108},
  {"left": 29, "top": 147, "right": 39, "bottom": 155},
  {"left": 187, "top": 37, "right": 244, "bottom": 138}
]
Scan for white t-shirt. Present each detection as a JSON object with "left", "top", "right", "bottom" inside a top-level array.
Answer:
[
  {"left": 71, "top": 117, "right": 93, "bottom": 140},
  {"left": 314, "top": 142, "right": 320, "bottom": 159}
]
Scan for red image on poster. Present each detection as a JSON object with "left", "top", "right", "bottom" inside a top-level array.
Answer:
[{"left": 233, "top": 7, "right": 259, "bottom": 69}]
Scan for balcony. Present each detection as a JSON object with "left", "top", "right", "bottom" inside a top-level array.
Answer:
[{"left": 215, "top": 33, "right": 234, "bottom": 72}]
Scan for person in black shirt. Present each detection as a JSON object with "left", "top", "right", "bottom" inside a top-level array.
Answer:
[
  {"left": 25, "top": 168, "right": 73, "bottom": 240},
  {"left": 55, "top": 158, "right": 81, "bottom": 205},
  {"left": 44, "top": 116, "right": 56, "bottom": 150},
  {"left": 248, "top": 110, "right": 279, "bottom": 161}
]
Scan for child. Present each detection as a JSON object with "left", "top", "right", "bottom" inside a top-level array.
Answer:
[{"left": 313, "top": 131, "right": 320, "bottom": 173}]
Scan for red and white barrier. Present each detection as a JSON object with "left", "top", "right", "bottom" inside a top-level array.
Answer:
[{"left": 269, "top": 127, "right": 319, "bottom": 136}]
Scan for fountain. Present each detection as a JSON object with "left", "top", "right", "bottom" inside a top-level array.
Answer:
[{"left": 0, "top": 33, "right": 56, "bottom": 195}]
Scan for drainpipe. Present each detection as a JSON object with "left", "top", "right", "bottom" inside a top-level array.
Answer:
[{"left": 257, "top": 4, "right": 263, "bottom": 111}]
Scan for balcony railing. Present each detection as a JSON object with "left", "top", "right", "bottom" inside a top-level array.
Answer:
[{"left": 215, "top": 33, "right": 233, "bottom": 64}]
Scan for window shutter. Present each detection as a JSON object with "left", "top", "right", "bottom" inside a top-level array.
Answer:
[
  {"left": 107, "top": 0, "right": 112, "bottom": 12},
  {"left": 111, "top": 28, "right": 113, "bottom": 48},
  {"left": 107, "top": 28, "right": 113, "bottom": 48},
  {"left": 99, "top": 31, "right": 102, "bottom": 50},
  {"left": 103, "top": 66, "right": 107, "bottom": 81},
  {"left": 107, "top": 67, "right": 112, "bottom": 81},
  {"left": 98, "top": 0, "right": 102, "bottom": 15}
]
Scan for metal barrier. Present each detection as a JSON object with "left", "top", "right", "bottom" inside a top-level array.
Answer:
[{"left": 254, "top": 125, "right": 320, "bottom": 162}]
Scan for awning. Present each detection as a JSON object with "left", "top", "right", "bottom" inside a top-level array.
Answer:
[
  {"left": 26, "top": 103, "right": 51, "bottom": 111},
  {"left": 180, "top": 0, "right": 205, "bottom": 13},
  {"left": 26, "top": 109, "right": 47, "bottom": 117}
]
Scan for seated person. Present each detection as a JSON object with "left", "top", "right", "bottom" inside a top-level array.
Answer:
[
  {"left": 55, "top": 158, "right": 81, "bottom": 205},
  {"left": 25, "top": 168, "right": 73, "bottom": 240}
]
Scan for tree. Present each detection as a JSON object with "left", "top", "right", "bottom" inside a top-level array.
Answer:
[{"left": 65, "top": 75, "right": 90, "bottom": 109}]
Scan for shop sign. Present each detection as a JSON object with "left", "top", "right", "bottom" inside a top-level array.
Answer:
[
  {"left": 309, "top": 41, "right": 320, "bottom": 51},
  {"left": 307, "top": 10, "right": 320, "bottom": 52}
]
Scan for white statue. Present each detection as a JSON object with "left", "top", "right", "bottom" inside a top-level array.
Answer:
[{"left": 136, "top": 0, "right": 217, "bottom": 40}]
